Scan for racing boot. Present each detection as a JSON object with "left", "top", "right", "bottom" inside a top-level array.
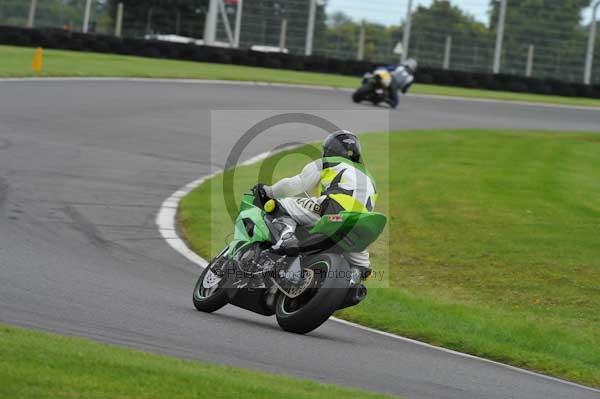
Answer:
[
  {"left": 271, "top": 217, "right": 300, "bottom": 257},
  {"left": 270, "top": 217, "right": 310, "bottom": 288}
]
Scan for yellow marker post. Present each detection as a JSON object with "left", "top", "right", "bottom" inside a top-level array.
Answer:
[{"left": 32, "top": 47, "right": 43, "bottom": 74}]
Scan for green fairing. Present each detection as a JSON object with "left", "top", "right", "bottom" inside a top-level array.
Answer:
[
  {"left": 228, "top": 194, "right": 386, "bottom": 257},
  {"left": 239, "top": 193, "right": 256, "bottom": 212},
  {"left": 228, "top": 194, "right": 272, "bottom": 258},
  {"left": 310, "top": 211, "right": 387, "bottom": 252}
]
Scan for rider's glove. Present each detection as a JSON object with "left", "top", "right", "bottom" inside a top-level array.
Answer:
[{"left": 252, "top": 184, "right": 271, "bottom": 204}]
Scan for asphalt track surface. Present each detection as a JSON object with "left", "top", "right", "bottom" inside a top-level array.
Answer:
[{"left": 1, "top": 80, "right": 599, "bottom": 399}]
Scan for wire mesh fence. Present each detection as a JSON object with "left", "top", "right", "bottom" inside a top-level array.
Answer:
[
  {"left": 0, "top": 0, "right": 112, "bottom": 34},
  {"left": 1, "top": 0, "right": 599, "bottom": 84}
]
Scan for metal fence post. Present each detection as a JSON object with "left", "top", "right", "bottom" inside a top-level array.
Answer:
[
  {"left": 83, "top": 0, "right": 93, "bottom": 33},
  {"left": 402, "top": 0, "right": 413, "bottom": 63},
  {"left": 493, "top": 0, "right": 507, "bottom": 74},
  {"left": 279, "top": 18, "right": 288, "bottom": 52},
  {"left": 145, "top": 7, "right": 153, "bottom": 35},
  {"left": 584, "top": 1, "right": 600, "bottom": 85},
  {"left": 204, "top": 0, "right": 218, "bottom": 45},
  {"left": 305, "top": 0, "right": 317, "bottom": 56},
  {"left": 115, "top": 3, "right": 124, "bottom": 37},
  {"left": 526, "top": 44, "right": 534, "bottom": 77},
  {"left": 357, "top": 22, "right": 365, "bottom": 61},
  {"left": 217, "top": 0, "right": 235, "bottom": 46},
  {"left": 234, "top": 0, "right": 244, "bottom": 48},
  {"left": 443, "top": 35, "right": 452, "bottom": 70},
  {"left": 26, "top": 0, "right": 37, "bottom": 28}
]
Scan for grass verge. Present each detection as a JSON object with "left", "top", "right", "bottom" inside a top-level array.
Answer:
[
  {"left": 178, "top": 129, "right": 600, "bottom": 387},
  {"left": 2, "top": 45, "right": 600, "bottom": 107},
  {"left": 0, "top": 324, "right": 396, "bottom": 399}
]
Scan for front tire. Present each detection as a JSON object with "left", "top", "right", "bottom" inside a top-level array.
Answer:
[
  {"left": 352, "top": 83, "right": 373, "bottom": 103},
  {"left": 193, "top": 249, "right": 230, "bottom": 313},
  {"left": 275, "top": 253, "right": 350, "bottom": 334}
]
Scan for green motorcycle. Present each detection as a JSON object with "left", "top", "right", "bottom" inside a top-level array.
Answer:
[{"left": 193, "top": 188, "right": 387, "bottom": 334}]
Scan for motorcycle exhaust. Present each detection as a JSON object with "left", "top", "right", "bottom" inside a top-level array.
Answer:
[{"left": 338, "top": 284, "right": 368, "bottom": 310}]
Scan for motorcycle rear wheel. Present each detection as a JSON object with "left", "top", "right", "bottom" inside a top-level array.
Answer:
[
  {"left": 275, "top": 253, "right": 350, "bottom": 334},
  {"left": 193, "top": 249, "right": 230, "bottom": 313}
]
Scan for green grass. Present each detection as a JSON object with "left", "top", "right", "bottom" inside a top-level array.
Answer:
[
  {"left": 0, "top": 324, "right": 396, "bottom": 399},
  {"left": 2, "top": 45, "right": 600, "bottom": 107},
  {"left": 178, "top": 129, "right": 600, "bottom": 387}
]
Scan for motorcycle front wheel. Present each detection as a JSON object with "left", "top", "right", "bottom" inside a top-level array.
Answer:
[
  {"left": 352, "top": 83, "right": 373, "bottom": 103},
  {"left": 275, "top": 253, "right": 350, "bottom": 334},
  {"left": 193, "top": 248, "right": 230, "bottom": 313}
]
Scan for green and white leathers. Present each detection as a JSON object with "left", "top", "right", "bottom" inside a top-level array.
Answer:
[
  {"left": 263, "top": 157, "right": 376, "bottom": 213},
  {"left": 319, "top": 156, "right": 377, "bottom": 213},
  {"left": 263, "top": 157, "right": 377, "bottom": 269},
  {"left": 260, "top": 130, "right": 379, "bottom": 269}
]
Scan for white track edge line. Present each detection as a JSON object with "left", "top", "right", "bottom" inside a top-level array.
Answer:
[
  {"left": 330, "top": 317, "right": 600, "bottom": 392},
  {"left": 156, "top": 147, "right": 297, "bottom": 268},
  {"left": 1, "top": 77, "right": 599, "bottom": 111},
  {"left": 156, "top": 151, "right": 599, "bottom": 394}
]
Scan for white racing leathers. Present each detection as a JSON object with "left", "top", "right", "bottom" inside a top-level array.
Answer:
[
  {"left": 391, "top": 65, "right": 415, "bottom": 92},
  {"left": 264, "top": 159, "right": 376, "bottom": 270}
]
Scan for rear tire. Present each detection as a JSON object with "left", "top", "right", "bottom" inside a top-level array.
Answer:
[
  {"left": 275, "top": 253, "right": 350, "bottom": 334},
  {"left": 193, "top": 249, "right": 230, "bottom": 313}
]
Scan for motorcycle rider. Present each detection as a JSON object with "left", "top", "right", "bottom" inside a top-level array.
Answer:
[
  {"left": 254, "top": 130, "right": 377, "bottom": 291},
  {"left": 370, "top": 58, "right": 417, "bottom": 108},
  {"left": 387, "top": 58, "right": 417, "bottom": 108}
]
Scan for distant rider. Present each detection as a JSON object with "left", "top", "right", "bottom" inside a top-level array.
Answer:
[
  {"left": 387, "top": 58, "right": 417, "bottom": 108},
  {"left": 370, "top": 58, "right": 417, "bottom": 108}
]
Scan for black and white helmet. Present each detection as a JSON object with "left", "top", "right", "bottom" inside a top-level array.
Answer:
[{"left": 322, "top": 130, "right": 362, "bottom": 163}]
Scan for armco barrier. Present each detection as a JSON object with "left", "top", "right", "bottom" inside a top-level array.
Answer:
[{"left": 1, "top": 25, "right": 599, "bottom": 99}]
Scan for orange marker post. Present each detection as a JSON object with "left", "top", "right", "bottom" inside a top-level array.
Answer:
[{"left": 32, "top": 47, "right": 43, "bottom": 74}]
